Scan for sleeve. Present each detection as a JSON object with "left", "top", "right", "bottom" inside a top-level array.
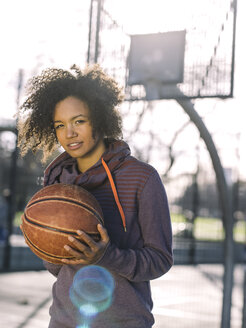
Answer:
[
  {"left": 43, "top": 261, "right": 62, "bottom": 277},
  {"left": 42, "top": 179, "right": 63, "bottom": 277},
  {"left": 96, "top": 170, "right": 173, "bottom": 282}
]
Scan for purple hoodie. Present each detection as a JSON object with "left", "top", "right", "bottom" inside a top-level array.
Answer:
[{"left": 43, "top": 140, "right": 173, "bottom": 328}]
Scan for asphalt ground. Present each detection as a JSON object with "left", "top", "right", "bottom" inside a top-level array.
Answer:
[{"left": 0, "top": 264, "right": 244, "bottom": 328}]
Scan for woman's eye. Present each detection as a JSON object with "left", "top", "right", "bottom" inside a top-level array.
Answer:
[
  {"left": 75, "top": 119, "right": 86, "bottom": 124},
  {"left": 54, "top": 124, "right": 64, "bottom": 130}
]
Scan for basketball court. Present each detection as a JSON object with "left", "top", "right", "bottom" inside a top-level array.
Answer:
[
  {"left": 0, "top": 1, "right": 241, "bottom": 327},
  {"left": 0, "top": 264, "right": 243, "bottom": 328}
]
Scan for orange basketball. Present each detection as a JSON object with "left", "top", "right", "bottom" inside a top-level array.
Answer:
[{"left": 21, "top": 184, "right": 104, "bottom": 264}]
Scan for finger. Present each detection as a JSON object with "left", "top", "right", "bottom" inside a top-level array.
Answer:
[
  {"left": 77, "top": 230, "right": 98, "bottom": 249},
  {"left": 61, "top": 258, "right": 87, "bottom": 265},
  {"left": 97, "top": 224, "right": 109, "bottom": 244},
  {"left": 68, "top": 236, "right": 88, "bottom": 252},
  {"left": 64, "top": 244, "right": 87, "bottom": 259}
]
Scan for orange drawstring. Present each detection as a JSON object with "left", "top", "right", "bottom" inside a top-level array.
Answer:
[{"left": 101, "top": 158, "right": 127, "bottom": 232}]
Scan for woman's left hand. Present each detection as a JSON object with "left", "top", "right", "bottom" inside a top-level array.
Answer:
[{"left": 62, "top": 224, "right": 109, "bottom": 265}]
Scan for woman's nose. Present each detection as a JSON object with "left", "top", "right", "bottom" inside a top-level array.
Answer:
[{"left": 66, "top": 125, "right": 77, "bottom": 138}]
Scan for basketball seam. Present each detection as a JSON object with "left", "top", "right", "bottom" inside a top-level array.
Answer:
[
  {"left": 30, "top": 184, "right": 100, "bottom": 208},
  {"left": 26, "top": 197, "right": 104, "bottom": 225},
  {"left": 22, "top": 229, "right": 75, "bottom": 260},
  {"left": 23, "top": 214, "right": 101, "bottom": 237}
]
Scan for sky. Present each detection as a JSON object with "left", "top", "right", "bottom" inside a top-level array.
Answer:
[
  {"left": 0, "top": 0, "right": 90, "bottom": 119},
  {"left": 0, "top": 0, "right": 245, "bottom": 179}
]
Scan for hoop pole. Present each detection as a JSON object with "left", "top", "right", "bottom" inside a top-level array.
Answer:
[
  {"left": 230, "top": 0, "right": 237, "bottom": 97},
  {"left": 174, "top": 87, "right": 234, "bottom": 328}
]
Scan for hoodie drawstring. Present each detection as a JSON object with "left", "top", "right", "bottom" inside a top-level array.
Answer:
[{"left": 101, "top": 158, "right": 127, "bottom": 232}]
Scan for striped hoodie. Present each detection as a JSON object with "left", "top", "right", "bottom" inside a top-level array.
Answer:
[{"left": 43, "top": 139, "right": 173, "bottom": 328}]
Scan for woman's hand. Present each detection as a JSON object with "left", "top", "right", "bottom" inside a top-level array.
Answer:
[{"left": 61, "top": 224, "right": 109, "bottom": 265}]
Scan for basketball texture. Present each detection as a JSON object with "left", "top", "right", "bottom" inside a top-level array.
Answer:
[{"left": 21, "top": 183, "right": 104, "bottom": 264}]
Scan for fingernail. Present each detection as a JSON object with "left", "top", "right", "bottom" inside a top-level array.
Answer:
[
  {"left": 68, "top": 236, "right": 74, "bottom": 242},
  {"left": 77, "top": 230, "right": 83, "bottom": 235},
  {"left": 64, "top": 245, "right": 70, "bottom": 250}
]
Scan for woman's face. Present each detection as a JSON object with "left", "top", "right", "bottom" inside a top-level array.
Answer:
[{"left": 53, "top": 96, "right": 105, "bottom": 172}]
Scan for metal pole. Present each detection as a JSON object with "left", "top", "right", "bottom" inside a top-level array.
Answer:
[
  {"left": 230, "top": 0, "right": 237, "bottom": 97},
  {"left": 242, "top": 261, "right": 246, "bottom": 328},
  {"left": 189, "top": 152, "right": 200, "bottom": 264},
  {"left": 3, "top": 131, "right": 18, "bottom": 270},
  {"left": 175, "top": 91, "right": 234, "bottom": 328},
  {"left": 94, "top": 0, "right": 103, "bottom": 63},
  {"left": 87, "top": 0, "right": 94, "bottom": 64},
  {"left": 2, "top": 69, "right": 22, "bottom": 270}
]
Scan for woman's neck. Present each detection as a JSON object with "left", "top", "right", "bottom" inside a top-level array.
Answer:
[{"left": 77, "top": 139, "right": 106, "bottom": 173}]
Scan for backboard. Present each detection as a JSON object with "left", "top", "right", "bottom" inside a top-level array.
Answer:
[
  {"left": 128, "top": 31, "right": 186, "bottom": 86},
  {"left": 87, "top": 0, "right": 237, "bottom": 100}
]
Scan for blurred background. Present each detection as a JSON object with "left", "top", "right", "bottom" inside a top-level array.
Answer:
[{"left": 0, "top": 0, "right": 245, "bottom": 327}]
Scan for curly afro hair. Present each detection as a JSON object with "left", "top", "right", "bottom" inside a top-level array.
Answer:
[{"left": 17, "top": 64, "right": 124, "bottom": 162}]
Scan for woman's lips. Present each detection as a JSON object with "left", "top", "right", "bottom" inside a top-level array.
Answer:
[{"left": 67, "top": 142, "right": 82, "bottom": 150}]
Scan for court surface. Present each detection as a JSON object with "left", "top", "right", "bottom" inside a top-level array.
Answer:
[{"left": 0, "top": 264, "right": 243, "bottom": 328}]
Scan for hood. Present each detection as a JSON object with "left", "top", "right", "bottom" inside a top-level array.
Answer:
[{"left": 43, "top": 139, "right": 131, "bottom": 190}]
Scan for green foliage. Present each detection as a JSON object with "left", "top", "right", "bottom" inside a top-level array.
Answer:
[
  {"left": 14, "top": 211, "right": 23, "bottom": 227},
  {"left": 171, "top": 213, "right": 246, "bottom": 243}
]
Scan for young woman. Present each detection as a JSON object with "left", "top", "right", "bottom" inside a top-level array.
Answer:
[{"left": 17, "top": 64, "right": 173, "bottom": 328}]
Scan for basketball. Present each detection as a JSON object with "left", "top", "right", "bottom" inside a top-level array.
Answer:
[{"left": 21, "top": 183, "right": 104, "bottom": 264}]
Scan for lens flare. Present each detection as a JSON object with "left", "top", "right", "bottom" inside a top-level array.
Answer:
[{"left": 70, "top": 265, "right": 115, "bottom": 325}]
